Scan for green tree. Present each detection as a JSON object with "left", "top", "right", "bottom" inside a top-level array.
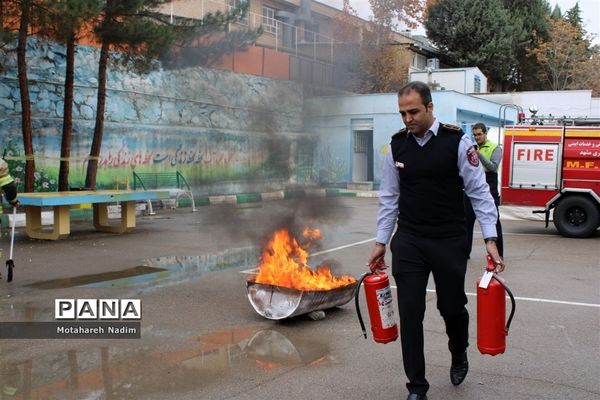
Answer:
[
  {"left": 15, "top": 0, "right": 36, "bottom": 191},
  {"left": 42, "top": 0, "right": 102, "bottom": 191},
  {"left": 550, "top": 4, "right": 561, "bottom": 19},
  {"left": 85, "top": 0, "right": 259, "bottom": 189},
  {"left": 503, "top": 0, "right": 550, "bottom": 90},
  {"left": 565, "top": 2, "right": 582, "bottom": 27},
  {"left": 425, "top": 0, "right": 521, "bottom": 90}
]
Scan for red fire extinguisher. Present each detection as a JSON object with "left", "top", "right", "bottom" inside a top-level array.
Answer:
[
  {"left": 354, "top": 260, "right": 399, "bottom": 344},
  {"left": 477, "top": 256, "right": 516, "bottom": 356}
]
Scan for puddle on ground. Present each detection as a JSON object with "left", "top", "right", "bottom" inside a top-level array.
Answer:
[
  {"left": 0, "top": 326, "right": 332, "bottom": 399},
  {"left": 26, "top": 247, "right": 260, "bottom": 291},
  {"left": 26, "top": 266, "right": 167, "bottom": 289}
]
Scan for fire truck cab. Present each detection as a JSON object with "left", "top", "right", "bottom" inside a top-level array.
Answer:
[{"left": 501, "top": 118, "right": 600, "bottom": 238}]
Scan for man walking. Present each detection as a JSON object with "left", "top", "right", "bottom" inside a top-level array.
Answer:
[
  {"left": 368, "top": 82, "right": 505, "bottom": 400},
  {"left": 465, "top": 123, "right": 503, "bottom": 258}
]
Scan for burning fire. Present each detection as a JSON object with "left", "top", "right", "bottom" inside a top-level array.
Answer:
[{"left": 254, "top": 228, "right": 356, "bottom": 291}]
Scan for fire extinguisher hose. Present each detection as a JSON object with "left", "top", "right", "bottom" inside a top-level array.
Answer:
[
  {"left": 492, "top": 275, "right": 516, "bottom": 331},
  {"left": 354, "top": 272, "right": 370, "bottom": 339}
]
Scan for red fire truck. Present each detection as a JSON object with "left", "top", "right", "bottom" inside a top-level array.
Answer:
[{"left": 501, "top": 119, "right": 600, "bottom": 238}]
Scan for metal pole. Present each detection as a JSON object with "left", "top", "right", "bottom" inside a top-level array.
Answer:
[{"left": 330, "top": 39, "right": 333, "bottom": 64}]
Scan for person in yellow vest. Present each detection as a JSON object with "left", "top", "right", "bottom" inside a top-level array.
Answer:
[
  {"left": 465, "top": 123, "right": 503, "bottom": 258},
  {"left": 0, "top": 159, "right": 19, "bottom": 258}
]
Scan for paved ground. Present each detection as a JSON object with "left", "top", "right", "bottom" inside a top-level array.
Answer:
[{"left": 0, "top": 197, "right": 598, "bottom": 400}]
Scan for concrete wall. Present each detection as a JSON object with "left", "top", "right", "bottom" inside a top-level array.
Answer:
[
  {"left": 0, "top": 38, "right": 313, "bottom": 195},
  {"left": 305, "top": 90, "right": 517, "bottom": 186}
]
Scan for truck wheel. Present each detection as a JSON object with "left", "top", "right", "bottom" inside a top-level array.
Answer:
[{"left": 553, "top": 196, "right": 599, "bottom": 238}]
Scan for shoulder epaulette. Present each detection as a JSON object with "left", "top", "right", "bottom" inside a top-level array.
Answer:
[
  {"left": 440, "top": 123, "right": 462, "bottom": 133},
  {"left": 391, "top": 128, "right": 408, "bottom": 140}
]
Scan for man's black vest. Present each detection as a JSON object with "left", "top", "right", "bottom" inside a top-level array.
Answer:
[{"left": 390, "top": 124, "right": 466, "bottom": 238}]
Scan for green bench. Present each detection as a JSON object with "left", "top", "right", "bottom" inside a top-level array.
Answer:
[{"left": 132, "top": 171, "right": 196, "bottom": 213}]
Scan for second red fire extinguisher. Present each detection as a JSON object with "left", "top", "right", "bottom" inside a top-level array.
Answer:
[
  {"left": 477, "top": 256, "right": 516, "bottom": 356},
  {"left": 354, "top": 265, "right": 399, "bottom": 344}
]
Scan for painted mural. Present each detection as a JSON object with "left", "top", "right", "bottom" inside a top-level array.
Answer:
[
  {"left": 1, "top": 118, "right": 316, "bottom": 192},
  {"left": 0, "top": 38, "right": 317, "bottom": 195}
]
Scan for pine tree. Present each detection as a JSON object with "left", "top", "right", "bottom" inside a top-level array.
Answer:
[
  {"left": 550, "top": 4, "right": 562, "bottom": 19},
  {"left": 425, "top": 0, "right": 521, "bottom": 90},
  {"left": 503, "top": 0, "right": 550, "bottom": 90},
  {"left": 42, "top": 0, "right": 102, "bottom": 191},
  {"left": 565, "top": 3, "right": 582, "bottom": 27},
  {"left": 85, "top": 0, "right": 259, "bottom": 189}
]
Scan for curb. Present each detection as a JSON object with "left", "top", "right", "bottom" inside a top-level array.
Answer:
[
  {"left": 4, "top": 189, "right": 377, "bottom": 228},
  {"left": 189, "top": 188, "right": 371, "bottom": 208}
]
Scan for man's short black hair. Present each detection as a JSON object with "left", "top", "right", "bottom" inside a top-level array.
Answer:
[
  {"left": 472, "top": 122, "right": 487, "bottom": 133},
  {"left": 398, "top": 81, "right": 432, "bottom": 107}
]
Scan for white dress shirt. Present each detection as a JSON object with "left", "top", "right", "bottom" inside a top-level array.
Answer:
[{"left": 376, "top": 119, "right": 498, "bottom": 244}]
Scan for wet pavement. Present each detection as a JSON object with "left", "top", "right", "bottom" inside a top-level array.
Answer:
[{"left": 0, "top": 197, "right": 598, "bottom": 399}]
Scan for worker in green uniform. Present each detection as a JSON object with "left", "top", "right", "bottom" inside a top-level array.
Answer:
[
  {"left": 0, "top": 159, "right": 19, "bottom": 259},
  {"left": 464, "top": 123, "right": 503, "bottom": 258}
]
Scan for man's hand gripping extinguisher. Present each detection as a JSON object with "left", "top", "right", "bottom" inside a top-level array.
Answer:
[
  {"left": 477, "top": 256, "right": 516, "bottom": 355},
  {"left": 354, "top": 258, "right": 399, "bottom": 344}
]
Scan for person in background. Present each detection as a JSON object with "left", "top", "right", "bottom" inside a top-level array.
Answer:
[
  {"left": 465, "top": 123, "right": 503, "bottom": 258},
  {"left": 367, "top": 82, "right": 505, "bottom": 400},
  {"left": 0, "top": 159, "right": 19, "bottom": 259}
]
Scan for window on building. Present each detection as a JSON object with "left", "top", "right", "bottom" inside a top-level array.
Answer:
[
  {"left": 474, "top": 75, "right": 481, "bottom": 93},
  {"left": 304, "top": 23, "right": 318, "bottom": 42},
  {"left": 412, "top": 54, "right": 426, "bottom": 70},
  {"left": 262, "top": 6, "right": 277, "bottom": 34},
  {"left": 229, "top": 0, "right": 248, "bottom": 25},
  {"left": 354, "top": 131, "right": 369, "bottom": 153}
]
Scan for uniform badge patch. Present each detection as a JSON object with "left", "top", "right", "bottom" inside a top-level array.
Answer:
[
  {"left": 395, "top": 161, "right": 405, "bottom": 169},
  {"left": 467, "top": 146, "right": 479, "bottom": 167}
]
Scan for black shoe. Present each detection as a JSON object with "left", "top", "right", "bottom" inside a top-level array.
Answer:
[
  {"left": 407, "top": 394, "right": 427, "bottom": 400},
  {"left": 450, "top": 351, "right": 469, "bottom": 386}
]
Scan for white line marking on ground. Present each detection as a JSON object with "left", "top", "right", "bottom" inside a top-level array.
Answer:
[
  {"left": 239, "top": 236, "right": 598, "bottom": 308},
  {"left": 310, "top": 237, "right": 376, "bottom": 257},
  {"left": 238, "top": 238, "right": 376, "bottom": 275},
  {"left": 474, "top": 230, "right": 559, "bottom": 238},
  {"left": 386, "top": 286, "right": 600, "bottom": 308}
]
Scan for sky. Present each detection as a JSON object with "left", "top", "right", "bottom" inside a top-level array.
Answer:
[{"left": 321, "top": 0, "right": 600, "bottom": 44}]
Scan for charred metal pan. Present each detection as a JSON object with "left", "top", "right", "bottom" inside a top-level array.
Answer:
[{"left": 246, "top": 278, "right": 357, "bottom": 320}]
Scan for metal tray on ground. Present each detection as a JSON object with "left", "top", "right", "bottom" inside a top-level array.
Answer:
[{"left": 246, "top": 278, "right": 357, "bottom": 320}]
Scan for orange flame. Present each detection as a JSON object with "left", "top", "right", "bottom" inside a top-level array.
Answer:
[
  {"left": 254, "top": 229, "right": 356, "bottom": 290},
  {"left": 302, "top": 228, "right": 322, "bottom": 240}
]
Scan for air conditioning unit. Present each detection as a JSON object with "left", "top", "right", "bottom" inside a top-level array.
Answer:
[{"left": 426, "top": 58, "right": 440, "bottom": 70}]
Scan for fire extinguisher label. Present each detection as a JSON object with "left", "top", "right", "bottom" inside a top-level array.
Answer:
[
  {"left": 478, "top": 271, "right": 494, "bottom": 289},
  {"left": 376, "top": 286, "right": 396, "bottom": 329}
]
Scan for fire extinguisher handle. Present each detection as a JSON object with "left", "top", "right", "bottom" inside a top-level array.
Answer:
[
  {"left": 492, "top": 275, "right": 516, "bottom": 332},
  {"left": 486, "top": 255, "right": 496, "bottom": 272},
  {"left": 354, "top": 272, "right": 370, "bottom": 339}
]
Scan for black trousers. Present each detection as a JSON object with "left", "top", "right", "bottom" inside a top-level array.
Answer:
[
  {"left": 391, "top": 231, "right": 469, "bottom": 396},
  {"left": 465, "top": 193, "right": 504, "bottom": 258}
]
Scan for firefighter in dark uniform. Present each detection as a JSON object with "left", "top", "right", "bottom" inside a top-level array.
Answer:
[{"left": 367, "top": 82, "right": 505, "bottom": 400}]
